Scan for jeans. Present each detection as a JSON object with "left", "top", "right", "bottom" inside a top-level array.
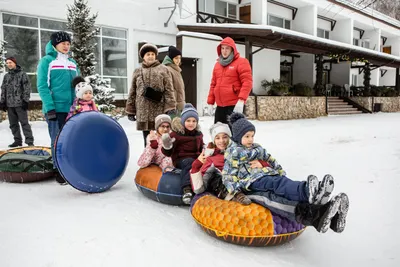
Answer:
[
  {"left": 45, "top": 112, "right": 68, "bottom": 169},
  {"left": 176, "top": 157, "right": 195, "bottom": 190}
]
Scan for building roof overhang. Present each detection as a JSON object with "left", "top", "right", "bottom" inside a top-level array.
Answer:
[{"left": 177, "top": 23, "right": 400, "bottom": 68}]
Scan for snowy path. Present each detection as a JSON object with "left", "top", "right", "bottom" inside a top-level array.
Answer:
[{"left": 0, "top": 113, "right": 399, "bottom": 267}]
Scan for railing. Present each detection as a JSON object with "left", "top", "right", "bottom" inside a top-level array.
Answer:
[{"left": 197, "top": 11, "right": 247, "bottom": 24}]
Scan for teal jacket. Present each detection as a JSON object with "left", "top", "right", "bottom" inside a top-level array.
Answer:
[{"left": 37, "top": 41, "right": 80, "bottom": 113}]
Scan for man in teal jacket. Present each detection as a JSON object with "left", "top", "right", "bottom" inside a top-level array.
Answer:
[{"left": 37, "top": 31, "right": 79, "bottom": 184}]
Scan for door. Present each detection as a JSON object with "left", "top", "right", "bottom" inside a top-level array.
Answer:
[{"left": 181, "top": 58, "right": 197, "bottom": 108}]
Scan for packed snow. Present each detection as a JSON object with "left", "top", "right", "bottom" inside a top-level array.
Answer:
[{"left": 1, "top": 113, "right": 400, "bottom": 267}]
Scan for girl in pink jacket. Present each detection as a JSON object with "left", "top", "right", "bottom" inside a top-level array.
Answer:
[
  {"left": 137, "top": 114, "right": 173, "bottom": 170},
  {"left": 66, "top": 76, "right": 98, "bottom": 121}
]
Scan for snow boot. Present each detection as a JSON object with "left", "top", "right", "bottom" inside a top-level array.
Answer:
[
  {"left": 313, "top": 174, "right": 335, "bottom": 205},
  {"left": 307, "top": 175, "right": 319, "bottom": 204},
  {"left": 330, "top": 193, "right": 349, "bottom": 233},
  {"left": 232, "top": 191, "right": 252, "bottom": 205},
  {"left": 8, "top": 141, "right": 22, "bottom": 148},
  {"left": 182, "top": 186, "right": 193, "bottom": 205},
  {"left": 313, "top": 194, "right": 342, "bottom": 233},
  {"left": 54, "top": 172, "right": 68, "bottom": 185}
]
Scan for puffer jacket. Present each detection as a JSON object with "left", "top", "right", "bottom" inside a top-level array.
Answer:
[
  {"left": 222, "top": 141, "right": 285, "bottom": 194},
  {"left": 207, "top": 37, "right": 252, "bottom": 107},
  {"left": 161, "top": 117, "right": 203, "bottom": 166},
  {"left": 37, "top": 41, "right": 79, "bottom": 114},
  {"left": 66, "top": 98, "right": 99, "bottom": 121},
  {"left": 0, "top": 65, "right": 31, "bottom": 107}
]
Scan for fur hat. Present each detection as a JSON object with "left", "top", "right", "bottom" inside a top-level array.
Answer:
[
  {"left": 139, "top": 43, "right": 158, "bottom": 59},
  {"left": 229, "top": 112, "right": 255, "bottom": 144},
  {"left": 155, "top": 114, "right": 171, "bottom": 130},
  {"left": 51, "top": 31, "right": 71, "bottom": 47},
  {"left": 181, "top": 103, "right": 199, "bottom": 125},
  {"left": 168, "top": 46, "right": 181, "bottom": 60},
  {"left": 6, "top": 57, "right": 17, "bottom": 65},
  {"left": 210, "top": 122, "right": 231, "bottom": 142}
]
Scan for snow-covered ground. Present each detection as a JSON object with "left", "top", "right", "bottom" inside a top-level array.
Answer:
[{"left": 1, "top": 113, "right": 399, "bottom": 267}]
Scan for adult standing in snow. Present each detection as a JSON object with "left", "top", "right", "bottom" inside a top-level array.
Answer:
[
  {"left": 162, "top": 46, "right": 185, "bottom": 113},
  {"left": 37, "top": 31, "right": 79, "bottom": 185},
  {"left": 207, "top": 37, "right": 252, "bottom": 124},
  {"left": 0, "top": 57, "right": 34, "bottom": 147},
  {"left": 126, "top": 43, "right": 176, "bottom": 147}
]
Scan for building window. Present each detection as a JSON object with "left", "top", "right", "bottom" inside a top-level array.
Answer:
[
  {"left": 353, "top": 38, "right": 370, "bottom": 49},
  {"left": 317, "top": 28, "right": 330, "bottom": 39},
  {"left": 268, "top": 15, "right": 291, "bottom": 29},
  {"left": 94, "top": 27, "right": 128, "bottom": 94},
  {"left": 2, "top": 12, "right": 128, "bottom": 94},
  {"left": 214, "top": 0, "right": 237, "bottom": 19}
]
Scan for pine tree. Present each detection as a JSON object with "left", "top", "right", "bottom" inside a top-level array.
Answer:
[
  {"left": 67, "top": 0, "right": 116, "bottom": 113},
  {"left": 67, "top": 0, "right": 98, "bottom": 77},
  {"left": 0, "top": 40, "right": 7, "bottom": 72}
]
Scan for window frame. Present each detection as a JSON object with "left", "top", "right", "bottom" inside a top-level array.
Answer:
[
  {"left": 317, "top": 28, "right": 330, "bottom": 39},
  {"left": 268, "top": 14, "right": 291, "bottom": 30},
  {"left": 1, "top": 12, "right": 129, "bottom": 98}
]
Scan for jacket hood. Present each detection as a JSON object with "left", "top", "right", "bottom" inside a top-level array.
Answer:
[
  {"left": 45, "top": 41, "right": 58, "bottom": 57},
  {"left": 217, "top": 37, "right": 239, "bottom": 60},
  {"left": 8, "top": 65, "right": 22, "bottom": 73},
  {"left": 162, "top": 55, "right": 174, "bottom": 65}
]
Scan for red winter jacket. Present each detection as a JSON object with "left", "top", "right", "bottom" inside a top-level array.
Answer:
[{"left": 207, "top": 37, "right": 253, "bottom": 107}]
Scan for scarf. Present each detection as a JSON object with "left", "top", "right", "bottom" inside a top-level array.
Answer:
[{"left": 219, "top": 52, "right": 234, "bottom": 67}]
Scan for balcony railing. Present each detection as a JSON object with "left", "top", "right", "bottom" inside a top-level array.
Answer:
[{"left": 196, "top": 11, "right": 247, "bottom": 24}]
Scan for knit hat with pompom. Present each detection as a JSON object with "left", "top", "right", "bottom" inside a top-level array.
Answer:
[{"left": 228, "top": 112, "right": 255, "bottom": 144}]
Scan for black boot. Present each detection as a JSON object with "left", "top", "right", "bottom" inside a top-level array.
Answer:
[
  {"left": 54, "top": 171, "right": 68, "bottom": 185},
  {"left": 330, "top": 193, "right": 349, "bottom": 233},
  {"left": 8, "top": 141, "right": 22, "bottom": 148},
  {"left": 295, "top": 194, "right": 341, "bottom": 233}
]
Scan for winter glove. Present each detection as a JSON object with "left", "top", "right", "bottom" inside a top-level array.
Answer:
[
  {"left": 150, "top": 140, "right": 158, "bottom": 149},
  {"left": 233, "top": 99, "right": 245, "bottom": 114},
  {"left": 128, "top": 114, "right": 136, "bottom": 121},
  {"left": 278, "top": 169, "right": 286, "bottom": 177},
  {"left": 161, "top": 133, "right": 175, "bottom": 150},
  {"left": 0, "top": 102, "right": 6, "bottom": 112},
  {"left": 22, "top": 101, "right": 29, "bottom": 111},
  {"left": 207, "top": 104, "right": 214, "bottom": 116},
  {"left": 47, "top": 110, "right": 57, "bottom": 121}
]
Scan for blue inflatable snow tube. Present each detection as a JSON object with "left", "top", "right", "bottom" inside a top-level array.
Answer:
[{"left": 55, "top": 112, "right": 129, "bottom": 193}]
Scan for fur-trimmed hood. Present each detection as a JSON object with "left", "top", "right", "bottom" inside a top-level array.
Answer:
[{"left": 171, "top": 116, "right": 201, "bottom": 135}]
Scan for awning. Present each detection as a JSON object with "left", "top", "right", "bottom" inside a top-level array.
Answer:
[{"left": 177, "top": 23, "right": 400, "bottom": 68}]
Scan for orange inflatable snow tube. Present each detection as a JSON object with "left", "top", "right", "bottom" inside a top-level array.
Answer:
[{"left": 191, "top": 193, "right": 305, "bottom": 247}]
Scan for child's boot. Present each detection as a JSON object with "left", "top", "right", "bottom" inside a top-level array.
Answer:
[
  {"left": 313, "top": 194, "right": 342, "bottom": 233},
  {"left": 307, "top": 175, "right": 319, "bottom": 204},
  {"left": 330, "top": 193, "right": 349, "bottom": 233},
  {"left": 182, "top": 186, "right": 193, "bottom": 205},
  {"left": 313, "top": 174, "right": 335, "bottom": 205},
  {"left": 232, "top": 191, "right": 252, "bottom": 205}
]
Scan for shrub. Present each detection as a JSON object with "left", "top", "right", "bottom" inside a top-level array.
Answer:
[{"left": 292, "top": 83, "right": 314, "bottom": 96}]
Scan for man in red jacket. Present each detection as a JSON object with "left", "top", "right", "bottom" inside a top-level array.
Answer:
[{"left": 207, "top": 37, "right": 253, "bottom": 124}]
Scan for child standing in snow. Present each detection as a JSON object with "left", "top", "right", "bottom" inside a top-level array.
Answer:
[
  {"left": 222, "top": 113, "right": 349, "bottom": 232},
  {"left": 66, "top": 76, "right": 98, "bottom": 121},
  {"left": 137, "top": 114, "right": 173, "bottom": 170},
  {"left": 161, "top": 103, "right": 204, "bottom": 204}
]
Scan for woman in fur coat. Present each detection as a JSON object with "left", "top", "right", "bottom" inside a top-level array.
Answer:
[{"left": 126, "top": 43, "right": 177, "bottom": 147}]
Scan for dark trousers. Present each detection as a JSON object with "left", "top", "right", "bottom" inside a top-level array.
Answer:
[
  {"left": 7, "top": 107, "right": 34, "bottom": 144},
  {"left": 45, "top": 112, "right": 68, "bottom": 169},
  {"left": 142, "top": 130, "right": 150, "bottom": 147},
  {"left": 214, "top": 105, "right": 235, "bottom": 124},
  {"left": 176, "top": 157, "right": 195, "bottom": 190},
  {"left": 249, "top": 175, "right": 309, "bottom": 202}
]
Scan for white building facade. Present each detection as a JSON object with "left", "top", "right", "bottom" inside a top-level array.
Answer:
[{"left": 1, "top": 0, "right": 399, "bottom": 113}]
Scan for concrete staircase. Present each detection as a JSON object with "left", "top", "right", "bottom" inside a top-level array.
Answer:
[{"left": 327, "top": 97, "right": 363, "bottom": 115}]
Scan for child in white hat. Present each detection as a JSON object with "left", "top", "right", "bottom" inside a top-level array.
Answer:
[{"left": 66, "top": 76, "right": 98, "bottom": 121}]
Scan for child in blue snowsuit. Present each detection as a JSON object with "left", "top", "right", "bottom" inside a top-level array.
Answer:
[{"left": 222, "top": 113, "right": 349, "bottom": 233}]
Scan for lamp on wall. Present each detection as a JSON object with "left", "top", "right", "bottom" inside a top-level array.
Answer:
[{"left": 323, "top": 63, "right": 331, "bottom": 71}]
